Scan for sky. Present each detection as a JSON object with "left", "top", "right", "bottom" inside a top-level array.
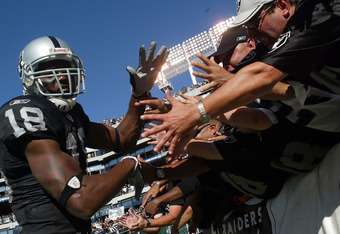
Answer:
[{"left": 0, "top": 0, "right": 237, "bottom": 123}]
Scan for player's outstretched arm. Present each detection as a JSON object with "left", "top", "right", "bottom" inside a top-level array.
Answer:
[
  {"left": 114, "top": 41, "right": 168, "bottom": 152},
  {"left": 85, "top": 94, "right": 147, "bottom": 153},
  {"left": 86, "top": 42, "right": 169, "bottom": 153},
  {"left": 140, "top": 156, "right": 210, "bottom": 184},
  {"left": 25, "top": 138, "right": 137, "bottom": 219}
]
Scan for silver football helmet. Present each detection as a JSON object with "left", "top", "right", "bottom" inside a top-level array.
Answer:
[{"left": 18, "top": 36, "right": 85, "bottom": 112}]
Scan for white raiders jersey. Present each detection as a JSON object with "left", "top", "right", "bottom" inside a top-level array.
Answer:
[
  {"left": 282, "top": 81, "right": 340, "bottom": 132},
  {"left": 251, "top": 81, "right": 340, "bottom": 174},
  {"left": 267, "top": 142, "right": 340, "bottom": 234},
  {"left": 258, "top": 81, "right": 340, "bottom": 133}
]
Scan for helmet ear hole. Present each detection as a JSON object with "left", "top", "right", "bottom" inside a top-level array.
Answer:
[{"left": 23, "top": 76, "right": 34, "bottom": 87}]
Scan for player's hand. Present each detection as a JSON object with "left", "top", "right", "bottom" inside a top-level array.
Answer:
[
  {"left": 140, "top": 90, "right": 199, "bottom": 156},
  {"left": 127, "top": 41, "right": 169, "bottom": 97},
  {"left": 192, "top": 53, "right": 234, "bottom": 92}
]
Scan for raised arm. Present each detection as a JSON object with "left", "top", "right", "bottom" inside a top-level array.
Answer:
[
  {"left": 141, "top": 61, "right": 286, "bottom": 155},
  {"left": 85, "top": 94, "right": 147, "bottom": 153},
  {"left": 85, "top": 42, "right": 169, "bottom": 153}
]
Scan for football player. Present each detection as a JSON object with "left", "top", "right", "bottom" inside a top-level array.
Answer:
[{"left": 0, "top": 36, "right": 168, "bottom": 233}]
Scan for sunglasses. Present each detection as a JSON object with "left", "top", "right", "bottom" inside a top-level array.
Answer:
[{"left": 245, "top": 2, "right": 276, "bottom": 29}]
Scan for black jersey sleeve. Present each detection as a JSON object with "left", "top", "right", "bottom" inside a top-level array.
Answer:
[
  {"left": 0, "top": 95, "right": 64, "bottom": 155},
  {"left": 176, "top": 177, "right": 200, "bottom": 198},
  {"left": 69, "top": 103, "right": 91, "bottom": 135},
  {"left": 260, "top": 0, "right": 340, "bottom": 86}
]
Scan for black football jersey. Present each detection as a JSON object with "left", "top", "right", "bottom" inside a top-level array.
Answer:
[
  {"left": 212, "top": 117, "right": 340, "bottom": 198},
  {"left": 257, "top": 82, "right": 340, "bottom": 133},
  {"left": 213, "top": 131, "right": 290, "bottom": 199},
  {"left": 0, "top": 95, "right": 91, "bottom": 233},
  {"left": 261, "top": 117, "right": 340, "bottom": 174},
  {"left": 260, "top": 0, "right": 340, "bottom": 94}
]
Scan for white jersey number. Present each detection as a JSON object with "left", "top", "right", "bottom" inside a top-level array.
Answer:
[{"left": 5, "top": 107, "right": 47, "bottom": 138}]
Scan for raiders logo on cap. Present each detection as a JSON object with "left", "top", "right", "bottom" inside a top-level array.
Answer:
[
  {"left": 236, "top": 0, "right": 242, "bottom": 14},
  {"left": 270, "top": 31, "right": 291, "bottom": 53}
]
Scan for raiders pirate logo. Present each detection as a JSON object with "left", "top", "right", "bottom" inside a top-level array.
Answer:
[
  {"left": 269, "top": 31, "right": 291, "bottom": 53},
  {"left": 236, "top": 0, "right": 241, "bottom": 14},
  {"left": 18, "top": 52, "right": 24, "bottom": 78}
]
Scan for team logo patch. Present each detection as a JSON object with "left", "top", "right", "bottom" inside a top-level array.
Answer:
[
  {"left": 270, "top": 31, "right": 291, "bottom": 53},
  {"left": 236, "top": 0, "right": 241, "bottom": 14},
  {"left": 18, "top": 52, "right": 25, "bottom": 78},
  {"left": 10, "top": 99, "right": 30, "bottom": 106},
  {"left": 68, "top": 176, "right": 81, "bottom": 189},
  {"left": 66, "top": 114, "right": 74, "bottom": 123}
]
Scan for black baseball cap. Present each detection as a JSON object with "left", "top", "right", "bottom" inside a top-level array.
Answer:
[{"left": 210, "top": 26, "right": 249, "bottom": 59}]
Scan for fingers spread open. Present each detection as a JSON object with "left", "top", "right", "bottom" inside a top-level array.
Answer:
[
  {"left": 139, "top": 45, "right": 147, "bottom": 68},
  {"left": 146, "top": 41, "right": 157, "bottom": 64}
]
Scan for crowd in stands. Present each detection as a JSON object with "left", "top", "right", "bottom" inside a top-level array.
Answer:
[
  {"left": 91, "top": 216, "right": 127, "bottom": 234},
  {"left": 0, "top": 212, "right": 16, "bottom": 225},
  {"left": 118, "top": 184, "right": 135, "bottom": 196},
  {"left": 101, "top": 116, "right": 125, "bottom": 127},
  {"left": 173, "top": 80, "right": 209, "bottom": 98}
]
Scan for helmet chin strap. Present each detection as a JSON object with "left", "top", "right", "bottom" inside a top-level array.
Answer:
[{"left": 47, "top": 96, "right": 77, "bottom": 112}]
